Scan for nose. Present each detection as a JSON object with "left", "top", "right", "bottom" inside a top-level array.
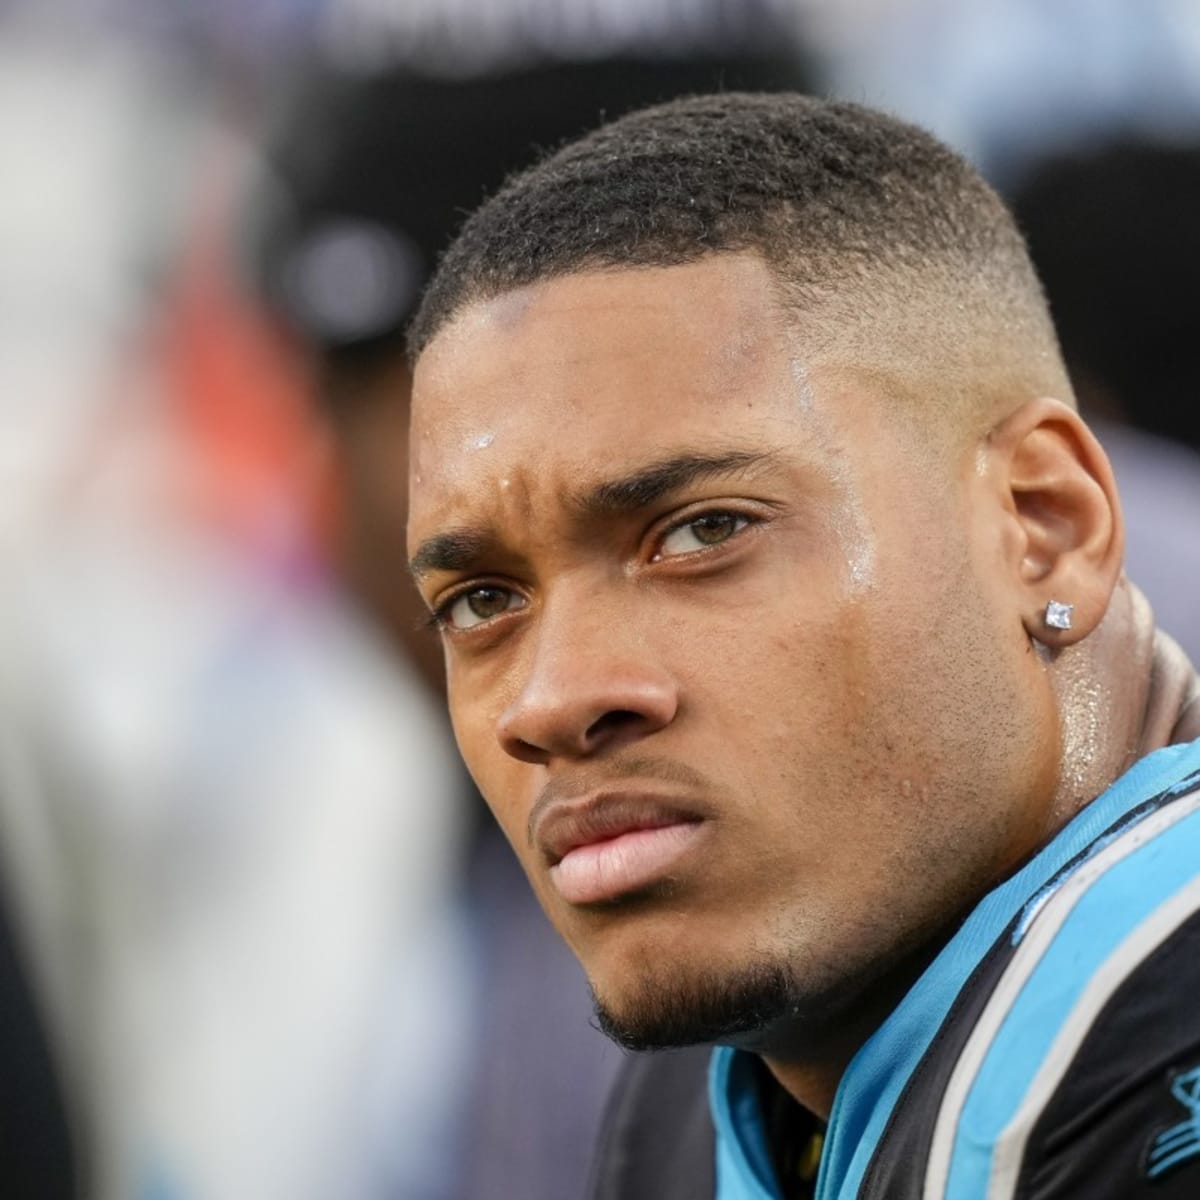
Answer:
[{"left": 496, "top": 609, "right": 679, "bottom": 765}]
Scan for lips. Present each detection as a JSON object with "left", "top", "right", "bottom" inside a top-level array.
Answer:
[{"left": 534, "top": 794, "right": 707, "bottom": 905}]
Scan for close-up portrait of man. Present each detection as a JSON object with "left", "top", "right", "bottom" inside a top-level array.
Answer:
[{"left": 405, "top": 93, "right": 1200, "bottom": 1200}]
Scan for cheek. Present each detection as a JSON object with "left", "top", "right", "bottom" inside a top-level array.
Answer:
[
  {"left": 731, "top": 581, "right": 871, "bottom": 725},
  {"left": 853, "top": 553, "right": 1051, "bottom": 827},
  {"left": 449, "top": 688, "right": 507, "bottom": 807},
  {"left": 714, "top": 534, "right": 986, "bottom": 802},
  {"left": 671, "top": 582, "right": 876, "bottom": 832},
  {"left": 448, "top": 677, "right": 547, "bottom": 859}
]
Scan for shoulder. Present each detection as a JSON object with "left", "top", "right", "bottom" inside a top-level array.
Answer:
[
  {"left": 587, "top": 1045, "right": 715, "bottom": 1200},
  {"left": 923, "top": 782, "right": 1200, "bottom": 1198}
]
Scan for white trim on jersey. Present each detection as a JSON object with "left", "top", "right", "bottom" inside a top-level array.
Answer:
[{"left": 923, "top": 787, "right": 1200, "bottom": 1199}]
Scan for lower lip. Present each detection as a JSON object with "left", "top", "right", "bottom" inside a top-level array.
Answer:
[{"left": 549, "top": 822, "right": 706, "bottom": 905}]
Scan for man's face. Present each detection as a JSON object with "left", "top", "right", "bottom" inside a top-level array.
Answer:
[{"left": 408, "top": 254, "right": 1059, "bottom": 1049}]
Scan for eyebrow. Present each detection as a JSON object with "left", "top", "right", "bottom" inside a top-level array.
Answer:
[
  {"left": 572, "top": 449, "right": 778, "bottom": 517},
  {"left": 409, "top": 528, "right": 497, "bottom": 579},
  {"left": 408, "top": 448, "right": 778, "bottom": 580}
]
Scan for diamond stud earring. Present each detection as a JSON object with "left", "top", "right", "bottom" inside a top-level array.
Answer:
[{"left": 1044, "top": 600, "right": 1074, "bottom": 631}]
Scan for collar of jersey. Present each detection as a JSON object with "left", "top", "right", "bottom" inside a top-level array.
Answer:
[{"left": 709, "top": 736, "right": 1200, "bottom": 1200}]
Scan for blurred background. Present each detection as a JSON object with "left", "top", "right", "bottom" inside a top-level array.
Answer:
[{"left": 1, "top": 2, "right": 1198, "bottom": 1198}]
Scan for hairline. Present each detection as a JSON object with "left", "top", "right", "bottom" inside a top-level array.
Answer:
[{"left": 413, "top": 244, "right": 1072, "bottom": 460}]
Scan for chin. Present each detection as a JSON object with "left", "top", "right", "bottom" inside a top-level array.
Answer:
[{"left": 590, "top": 957, "right": 801, "bottom": 1052}]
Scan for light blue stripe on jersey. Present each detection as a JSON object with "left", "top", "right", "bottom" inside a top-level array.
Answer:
[
  {"left": 942, "top": 797, "right": 1200, "bottom": 1197},
  {"left": 710, "top": 737, "right": 1200, "bottom": 1200},
  {"left": 710, "top": 1050, "right": 783, "bottom": 1200}
]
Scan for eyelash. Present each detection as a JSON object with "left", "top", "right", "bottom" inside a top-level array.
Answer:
[
  {"left": 425, "top": 507, "right": 759, "bottom": 634},
  {"left": 419, "top": 608, "right": 448, "bottom": 633}
]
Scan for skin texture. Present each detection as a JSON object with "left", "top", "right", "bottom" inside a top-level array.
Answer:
[{"left": 407, "top": 252, "right": 1140, "bottom": 1115}]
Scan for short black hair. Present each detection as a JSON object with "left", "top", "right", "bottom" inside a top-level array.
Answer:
[{"left": 409, "top": 92, "right": 1068, "bottom": 428}]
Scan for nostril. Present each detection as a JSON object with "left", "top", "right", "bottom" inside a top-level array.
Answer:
[
  {"left": 504, "top": 735, "right": 550, "bottom": 766},
  {"left": 584, "top": 709, "right": 648, "bottom": 748}
]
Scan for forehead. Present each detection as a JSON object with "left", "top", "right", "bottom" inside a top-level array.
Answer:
[{"left": 408, "top": 256, "right": 819, "bottom": 537}]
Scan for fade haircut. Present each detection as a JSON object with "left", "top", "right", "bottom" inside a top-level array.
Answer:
[{"left": 409, "top": 92, "right": 1071, "bottom": 434}]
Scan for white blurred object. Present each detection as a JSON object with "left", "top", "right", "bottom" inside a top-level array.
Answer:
[
  {"left": 0, "top": 523, "right": 471, "bottom": 1200},
  {"left": 806, "top": 0, "right": 1200, "bottom": 181},
  {"left": 0, "top": 19, "right": 473, "bottom": 1200},
  {"left": 320, "top": 0, "right": 800, "bottom": 75},
  {"left": 0, "top": 27, "right": 203, "bottom": 548}
]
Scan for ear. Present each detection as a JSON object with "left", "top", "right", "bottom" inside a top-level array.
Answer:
[{"left": 985, "top": 398, "right": 1124, "bottom": 645}]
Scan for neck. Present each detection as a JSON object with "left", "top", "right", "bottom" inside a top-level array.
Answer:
[
  {"left": 760, "top": 1028, "right": 866, "bottom": 1122},
  {"left": 756, "top": 927, "right": 951, "bottom": 1119},
  {"left": 1050, "top": 579, "right": 1200, "bottom": 824}
]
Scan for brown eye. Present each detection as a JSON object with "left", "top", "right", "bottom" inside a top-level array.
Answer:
[
  {"left": 658, "top": 512, "right": 749, "bottom": 558},
  {"left": 691, "top": 514, "right": 739, "bottom": 544},
  {"left": 444, "top": 586, "right": 524, "bottom": 630}
]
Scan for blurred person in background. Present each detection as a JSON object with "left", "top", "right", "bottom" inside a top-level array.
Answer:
[
  {"left": 0, "top": 8, "right": 469, "bottom": 1200},
  {"left": 245, "top": 11, "right": 812, "bottom": 1198}
]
